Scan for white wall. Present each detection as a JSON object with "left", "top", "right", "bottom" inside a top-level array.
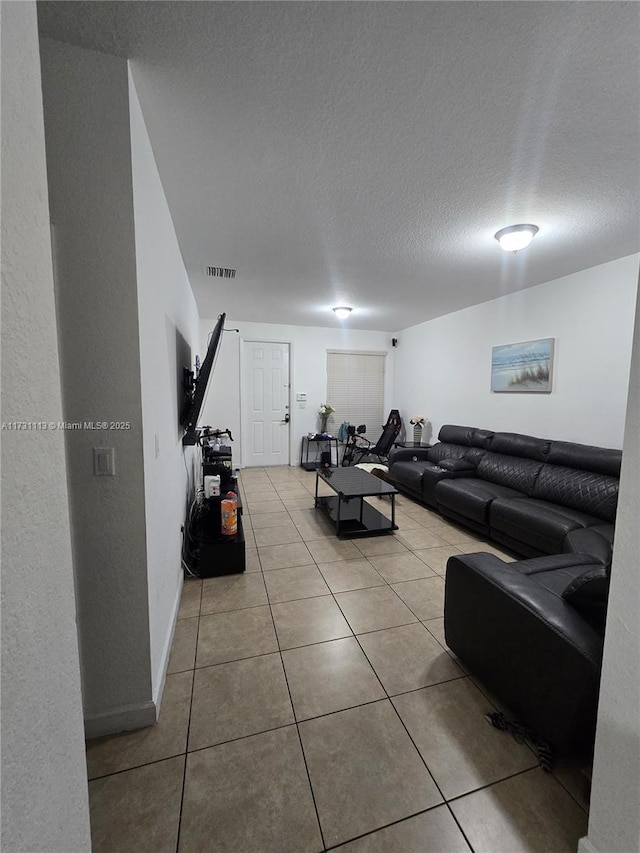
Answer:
[
  {"left": 0, "top": 4, "right": 91, "bottom": 849},
  {"left": 199, "top": 319, "right": 395, "bottom": 467},
  {"left": 579, "top": 273, "right": 640, "bottom": 853},
  {"left": 393, "top": 255, "right": 639, "bottom": 448},
  {"left": 40, "top": 38, "right": 153, "bottom": 735},
  {"left": 129, "top": 70, "right": 200, "bottom": 703}
]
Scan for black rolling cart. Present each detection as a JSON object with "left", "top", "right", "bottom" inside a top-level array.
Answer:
[
  {"left": 195, "top": 488, "right": 245, "bottom": 577},
  {"left": 300, "top": 435, "right": 339, "bottom": 470},
  {"left": 183, "top": 437, "right": 246, "bottom": 577}
]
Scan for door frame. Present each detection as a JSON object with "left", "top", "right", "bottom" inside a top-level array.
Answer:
[{"left": 239, "top": 337, "right": 293, "bottom": 468}]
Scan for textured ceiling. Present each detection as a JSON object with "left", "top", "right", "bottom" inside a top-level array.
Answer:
[{"left": 38, "top": 1, "right": 640, "bottom": 331}]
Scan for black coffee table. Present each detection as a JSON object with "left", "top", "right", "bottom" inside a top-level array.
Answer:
[{"left": 314, "top": 467, "right": 398, "bottom": 538}]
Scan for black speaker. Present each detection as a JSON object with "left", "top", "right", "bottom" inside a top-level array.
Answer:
[{"left": 320, "top": 451, "right": 332, "bottom": 468}]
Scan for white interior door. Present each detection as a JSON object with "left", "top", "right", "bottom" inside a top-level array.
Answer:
[{"left": 242, "top": 340, "right": 290, "bottom": 467}]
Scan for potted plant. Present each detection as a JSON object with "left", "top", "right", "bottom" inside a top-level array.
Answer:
[
  {"left": 318, "top": 403, "right": 335, "bottom": 435},
  {"left": 409, "top": 415, "right": 425, "bottom": 444}
]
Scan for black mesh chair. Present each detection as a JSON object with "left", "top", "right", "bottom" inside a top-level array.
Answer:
[{"left": 343, "top": 410, "right": 402, "bottom": 466}]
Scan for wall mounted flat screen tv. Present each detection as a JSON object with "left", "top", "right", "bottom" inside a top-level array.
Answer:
[{"left": 180, "top": 312, "right": 225, "bottom": 445}]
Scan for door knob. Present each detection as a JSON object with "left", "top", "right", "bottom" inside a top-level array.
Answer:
[{"left": 283, "top": 413, "right": 290, "bottom": 423}]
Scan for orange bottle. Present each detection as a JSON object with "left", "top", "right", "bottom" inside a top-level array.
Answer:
[{"left": 220, "top": 491, "right": 238, "bottom": 536}]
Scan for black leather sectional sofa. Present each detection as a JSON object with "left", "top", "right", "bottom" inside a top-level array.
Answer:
[
  {"left": 388, "top": 425, "right": 622, "bottom": 755},
  {"left": 389, "top": 424, "right": 620, "bottom": 565}
]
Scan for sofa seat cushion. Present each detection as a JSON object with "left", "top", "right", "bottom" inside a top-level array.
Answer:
[
  {"left": 391, "top": 460, "right": 433, "bottom": 494},
  {"left": 490, "top": 498, "right": 601, "bottom": 555},
  {"left": 435, "top": 479, "right": 526, "bottom": 525}
]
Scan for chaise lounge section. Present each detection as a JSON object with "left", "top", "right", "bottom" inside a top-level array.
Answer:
[
  {"left": 444, "top": 550, "right": 608, "bottom": 755},
  {"left": 389, "top": 424, "right": 621, "bottom": 755}
]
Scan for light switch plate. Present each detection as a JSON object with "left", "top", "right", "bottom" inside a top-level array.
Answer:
[{"left": 93, "top": 447, "right": 115, "bottom": 476}]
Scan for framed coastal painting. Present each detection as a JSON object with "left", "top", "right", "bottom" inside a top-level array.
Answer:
[{"left": 491, "top": 338, "right": 555, "bottom": 393}]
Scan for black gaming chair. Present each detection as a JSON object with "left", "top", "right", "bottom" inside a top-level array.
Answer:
[{"left": 343, "top": 410, "right": 402, "bottom": 466}]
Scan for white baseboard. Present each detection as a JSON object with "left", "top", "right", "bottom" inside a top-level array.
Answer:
[
  {"left": 151, "top": 575, "right": 184, "bottom": 713},
  {"left": 84, "top": 700, "right": 157, "bottom": 739},
  {"left": 84, "top": 575, "right": 184, "bottom": 740},
  {"left": 577, "top": 836, "right": 599, "bottom": 853}
]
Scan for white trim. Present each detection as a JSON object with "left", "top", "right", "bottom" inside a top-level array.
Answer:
[
  {"left": 288, "top": 340, "right": 295, "bottom": 466},
  {"left": 84, "top": 700, "right": 157, "bottom": 739},
  {"left": 150, "top": 572, "right": 183, "bottom": 716},
  {"left": 577, "top": 837, "right": 600, "bottom": 853},
  {"left": 239, "top": 335, "right": 246, "bottom": 469},
  {"left": 326, "top": 348, "right": 388, "bottom": 357},
  {"left": 242, "top": 337, "right": 291, "bottom": 344}
]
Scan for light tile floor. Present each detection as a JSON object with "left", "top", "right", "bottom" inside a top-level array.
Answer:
[{"left": 87, "top": 466, "right": 591, "bottom": 852}]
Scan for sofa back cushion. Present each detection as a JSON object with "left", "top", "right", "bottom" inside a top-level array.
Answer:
[
  {"left": 548, "top": 441, "right": 622, "bottom": 478},
  {"left": 471, "top": 428, "right": 495, "bottom": 449},
  {"left": 428, "top": 442, "right": 471, "bottom": 463},
  {"left": 438, "top": 424, "right": 494, "bottom": 449},
  {"left": 491, "top": 432, "right": 551, "bottom": 461},
  {"left": 533, "top": 464, "right": 619, "bottom": 522},
  {"left": 477, "top": 452, "right": 544, "bottom": 495},
  {"left": 428, "top": 442, "right": 488, "bottom": 466}
]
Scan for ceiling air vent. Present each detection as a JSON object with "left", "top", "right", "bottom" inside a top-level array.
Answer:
[{"left": 206, "top": 266, "right": 236, "bottom": 279}]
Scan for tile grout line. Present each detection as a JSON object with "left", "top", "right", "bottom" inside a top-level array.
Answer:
[
  {"left": 174, "top": 601, "right": 201, "bottom": 853},
  {"left": 259, "top": 493, "right": 329, "bottom": 852},
  {"left": 321, "top": 804, "right": 469, "bottom": 852},
  {"left": 88, "top": 750, "right": 192, "bottom": 784}
]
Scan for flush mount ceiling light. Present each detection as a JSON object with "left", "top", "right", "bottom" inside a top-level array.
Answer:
[
  {"left": 332, "top": 306, "right": 353, "bottom": 319},
  {"left": 494, "top": 224, "right": 539, "bottom": 253}
]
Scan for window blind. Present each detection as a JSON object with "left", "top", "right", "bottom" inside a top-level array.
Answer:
[{"left": 326, "top": 350, "right": 386, "bottom": 441}]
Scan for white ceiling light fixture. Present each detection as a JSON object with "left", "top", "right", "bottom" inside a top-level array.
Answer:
[
  {"left": 332, "top": 306, "right": 353, "bottom": 319},
  {"left": 494, "top": 224, "right": 539, "bottom": 253}
]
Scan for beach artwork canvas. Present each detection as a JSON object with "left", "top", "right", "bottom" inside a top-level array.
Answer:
[{"left": 491, "top": 338, "right": 554, "bottom": 393}]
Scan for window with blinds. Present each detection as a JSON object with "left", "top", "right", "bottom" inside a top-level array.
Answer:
[{"left": 326, "top": 350, "right": 386, "bottom": 441}]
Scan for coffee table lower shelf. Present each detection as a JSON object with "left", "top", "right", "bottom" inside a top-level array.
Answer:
[{"left": 316, "top": 495, "right": 398, "bottom": 538}]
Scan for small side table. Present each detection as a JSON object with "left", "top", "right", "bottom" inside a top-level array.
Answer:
[{"left": 300, "top": 435, "right": 339, "bottom": 470}]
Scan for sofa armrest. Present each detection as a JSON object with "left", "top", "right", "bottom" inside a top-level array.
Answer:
[
  {"left": 439, "top": 458, "right": 476, "bottom": 471},
  {"left": 438, "top": 458, "right": 477, "bottom": 476},
  {"left": 388, "top": 447, "right": 431, "bottom": 465},
  {"left": 510, "top": 553, "right": 604, "bottom": 575},
  {"left": 444, "top": 552, "right": 603, "bottom": 754},
  {"left": 563, "top": 526, "right": 614, "bottom": 568}
]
